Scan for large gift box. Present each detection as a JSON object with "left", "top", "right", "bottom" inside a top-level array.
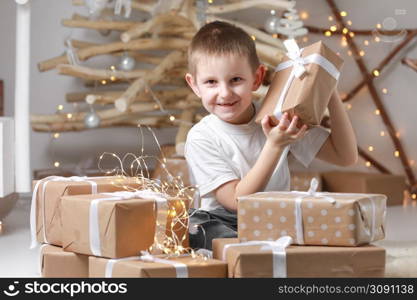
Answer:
[
  {"left": 213, "top": 238, "right": 385, "bottom": 278},
  {"left": 31, "top": 176, "right": 141, "bottom": 247},
  {"left": 238, "top": 190, "right": 386, "bottom": 246},
  {"left": 321, "top": 171, "right": 407, "bottom": 206},
  {"left": 62, "top": 190, "right": 189, "bottom": 258},
  {"left": 40, "top": 244, "right": 89, "bottom": 278},
  {"left": 256, "top": 39, "right": 343, "bottom": 126},
  {"left": 89, "top": 254, "right": 227, "bottom": 278}
]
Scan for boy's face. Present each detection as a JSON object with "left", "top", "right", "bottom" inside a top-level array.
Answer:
[{"left": 185, "top": 54, "right": 265, "bottom": 124}]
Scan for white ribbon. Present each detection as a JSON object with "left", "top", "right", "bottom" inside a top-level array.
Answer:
[
  {"left": 222, "top": 236, "right": 293, "bottom": 278},
  {"left": 114, "top": 0, "right": 132, "bottom": 18},
  {"left": 30, "top": 176, "right": 98, "bottom": 249},
  {"left": 273, "top": 39, "right": 340, "bottom": 120},
  {"left": 104, "top": 252, "right": 189, "bottom": 278},
  {"left": 89, "top": 190, "right": 168, "bottom": 257}
]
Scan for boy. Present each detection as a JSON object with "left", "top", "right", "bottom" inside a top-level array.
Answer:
[{"left": 184, "top": 21, "right": 357, "bottom": 250}]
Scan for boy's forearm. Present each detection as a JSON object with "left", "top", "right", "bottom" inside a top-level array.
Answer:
[
  {"left": 328, "top": 91, "right": 358, "bottom": 164},
  {"left": 235, "top": 141, "right": 284, "bottom": 198}
]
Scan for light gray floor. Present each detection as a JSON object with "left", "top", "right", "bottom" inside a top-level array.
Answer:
[{"left": 1, "top": 197, "right": 416, "bottom": 277}]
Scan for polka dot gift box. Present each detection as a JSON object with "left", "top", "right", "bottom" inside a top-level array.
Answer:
[{"left": 237, "top": 190, "right": 386, "bottom": 246}]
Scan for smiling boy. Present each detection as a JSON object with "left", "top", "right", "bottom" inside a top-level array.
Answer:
[{"left": 184, "top": 21, "right": 357, "bottom": 250}]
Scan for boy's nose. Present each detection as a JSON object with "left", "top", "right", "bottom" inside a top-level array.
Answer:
[{"left": 219, "top": 83, "right": 232, "bottom": 99}]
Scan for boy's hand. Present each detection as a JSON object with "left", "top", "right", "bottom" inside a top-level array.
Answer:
[{"left": 261, "top": 113, "right": 308, "bottom": 147}]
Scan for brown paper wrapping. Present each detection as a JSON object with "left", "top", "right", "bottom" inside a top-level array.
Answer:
[
  {"left": 33, "top": 176, "right": 141, "bottom": 246},
  {"left": 40, "top": 244, "right": 89, "bottom": 278},
  {"left": 290, "top": 171, "right": 322, "bottom": 192},
  {"left": 238, "top": 191, "right": 386, "bottom": 246},
  {"left": 89, "top": 255, "right": 227, "bottom": 278},
  {"left": 321, "top": 171, "right": 407, "bottom": 206},
  {"left": 62, "top": 193, "right": 189, "bottom": 258},
  {"left": 152, "top": 157, "right": 191, "bottom": 187},
  {"left": 256, "top": 40, "right": 344, "bottom": 126},
  {"left": 213, "top": 238, "right": 385, "bottom": 278}
]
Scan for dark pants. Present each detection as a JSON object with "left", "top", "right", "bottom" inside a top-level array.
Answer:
[{"left": 188, "top": 207, "right": 237, "bottom": 250}]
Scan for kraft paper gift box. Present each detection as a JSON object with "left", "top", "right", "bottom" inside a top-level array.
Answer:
[
  {"left": 256, "top": 39, "right": 344, "bottom": 126},
  {"left": 212, "top": 238, "right": 385, "bottom": 278},
  {"left": 290, "top": 171, "right": 322, "bottom": 192},
  {"left": 40, "top": 244, "right": 89, "bottom": 278},
  {"left": 62, "top": 190, "right": 189, "bottom": 258},
  {"left": 152, "top": 157, "right": 191, "bottom": 187},
  {"left": 89, "top": 254, "right": 227, "bottom": 278},
  {"left": 237, "top": 190, "right": 386, "bottom": 246},
  {"left": 321, "top": 171, "right": 407, "bottom": 206},
  {"left": 30, "top": 176, "right": 141, "bottom": 247}
]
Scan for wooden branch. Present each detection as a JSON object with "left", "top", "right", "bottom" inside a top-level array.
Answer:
[
  {"left": 207, "top": 0, "right": 295, "bottom": 14},
  {"left": 402, "top": 58, "right": 417, "bottom": 72},
  {"left": 62, "top": 16, "right": 136, "bottom": 31},
  {"left": 307, "top": 25, "right": 417, "bottom": 36},
  {"left": 38, "top": 38, "right": 189, "bottom": 72},
  {"left": 256, "top": 41, "right": 285, "bottom": 66},
  {"left": 175, "top": 108, "right": 195, "bottom": 156},
  {"left": 206, "top": 15, "right": 285, "bottom": 50},
  {"left": 57, "top": 64, "right": 146, "bottom": 81},
  {"left": 72, "top": 0, "right": 154, "bottom": 13},
  {"left": 343, "top": 31, "right": 417, "bottom": 102},
  {"left": 115, "top": 50, "right": 187, "bottom": 112},
  {"left": 83, "top": 75, "right": 186, "bottom": 88},
  {"left": 66, "top": 88, "right": 191, "bottom": 104},
  {"left": 326, "top": 0, "right": 416, "bottom": 187}
]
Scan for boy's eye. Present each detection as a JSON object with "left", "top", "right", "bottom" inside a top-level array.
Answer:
[
  {"left": 205, "top": 80, "right": 217, "bottom": 85},
  {"left": 231, "top": 77, "right": 242, "bottom": 83}
]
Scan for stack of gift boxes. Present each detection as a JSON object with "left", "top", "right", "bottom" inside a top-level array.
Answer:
[{"left": 33, "top": 176, "right": 227, "bottom": 278}]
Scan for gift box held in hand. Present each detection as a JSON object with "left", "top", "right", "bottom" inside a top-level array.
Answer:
[
  {"left": 212, "top": 238, "right": 385, "bottom": 278},
  {"left": 237, "top": 179, "right": 386, "bottom": 246},
  {"left": 62, "top": 190, "right": 189, "bottom": 258},
  {"left": 256, "top": 39, "right": 344, "bottom": 126},
  {"left": 30, "top": 176, "right": 141, "bottom": 248}
]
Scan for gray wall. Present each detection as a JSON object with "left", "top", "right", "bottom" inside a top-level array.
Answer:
[{"left": 1, "top": 0, "right": 416, "bottom": 180}]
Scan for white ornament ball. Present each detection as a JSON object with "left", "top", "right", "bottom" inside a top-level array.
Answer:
[
  {"left": 119, "top": 54, "right": 136, "bottom": 71},
  {"left": 84, "top": 111, "right": 101, "bottom": 128},
  {"left": 264, "top": 16, "right": 281, "bottom": 34}
]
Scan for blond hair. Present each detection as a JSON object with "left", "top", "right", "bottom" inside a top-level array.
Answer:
[{"left": 188, "top": 21, "right": 260, "bottom": 76}]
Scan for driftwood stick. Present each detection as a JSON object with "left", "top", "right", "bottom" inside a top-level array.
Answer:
[
  {"left": 327, "top": 0, "right": 416, "bottom": 188},
  {"left": 115, "top": 50, "right": 187, "bottom": 112},
  {"left": 57, "top": 64, "right": 146, "bottom": 81},
  {"left": 402, "top": 57, "right": 417, "bottom": 72},
  {"left": 38, "top": 38, "right": 189, "bottom": 72},
  {"left": 72, "top": 0, "right": 154, "bottom": 13},
  {"left": 62, "top": 16, "right": 137, "bottom": 31},
  {"left": 207, "top": 0, "right": 295, "bottom": 14}
]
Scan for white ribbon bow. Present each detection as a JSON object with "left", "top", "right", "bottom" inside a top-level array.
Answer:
[
  {"left": 114, "top": 0, "right": 132, "bottom": 18},
  {"left": 89, "top": 190, "right": 168, "bottom": 257},
  {"left": 222, "top": 236, "right": 293, "bottom": 278},
  {"left": 30, "top": 176, "right": 99, "bottom": 249},
  {"left": 104, "top": 251, "right": 189, "bottom": 278},
  {"left": 273, "top": 39, "right": 340, "bottom": 120}
]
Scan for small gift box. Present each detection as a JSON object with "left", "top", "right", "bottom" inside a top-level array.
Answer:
[
  {"left": 213, "top": 238, "right": 385, "bottom": 278},
  {"left": 321, "top": 171, "right": 407, "bottom": 206},
  {"left": 237, "top": 180, "right": 386, "bottom": 246},
  {"left": 256, "top": 39, "right": 344, "bottom": 126},
  {"left": 62, "top": 190, "right": 189, "bottom": 258},
  {"left": 30, "top": 176, "right": 141, "bottom": 247},
  {"left": 89, "top": 252, "right": 227, "bottom": 278},
  {"left": 40, "top": 244, "right": 89, "bottom": 278}
]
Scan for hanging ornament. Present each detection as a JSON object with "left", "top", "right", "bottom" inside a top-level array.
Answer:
[
  {"left": 264, "top": 15, "right": 281, "bottom": 34},
  {"left": 85, "top": 0, "right": 109, "bottom": 17},
  {"left": 118, "top": 52, "right": 136, "bottom": 71},
  {"left": 274, "top": 8, "right": 308, "bottom": 39},
  {"left": 84, "top": 110, "right": 101, "bottom": 128},
  {"left": 114, "top": 0, "right": 132, "bottom": 18}
]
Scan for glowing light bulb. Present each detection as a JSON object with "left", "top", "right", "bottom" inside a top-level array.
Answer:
[
  {"left": 380, "top": 131, "right": 385, "bottom": 137},
  {"left": 365, "top": 161, "right": 371, "bottom": 167},
  {"left": 364, "top": 40, "right": 369, "bottom": 46},
  {"left": 368, "top": 146, "right": 374, "bottom": 152},
  {"left": 394, "top": 150, "right": 400, "bottom": 157},
  {"left": 300, "top": 11, "right": 309, "bottom": 20},
  {"left": 110, "top": 76, "right": 116, "bottom": 81},
  {"left": 328, "top": 16, "right": 333, "bottom": 21},
  {"left": 376, "top": 23, "right": 382, "bottom": 29},
  {"left": 346, "top": 103, "right": 352, "bottom": 110},
  {"left": 57, "top": 105, "right": 64, "bottom": 111},
  {"left": 359, "top": 50, "right": 365, "bottom": 56},
  {"left": 110, "top": 65, "right": 116, "bottom": 71},
  {"left": 349, "top": 32, "right": 355, "bottom": 37},
  {"left": 67, "top": 113, "right": 73, "bottom": 119},
  {"left": 169, "top": 116, "right": 176, "bottom": 121},
  {"left": 53, "top": 133, "right": 60, "bottom": 139},
  {"left": 270, "top": 10, "right": 276, "bottom": 15},
  {"left": 374, "top": 109, "right": 380, "bottom": 115},
  {"left": 340, "top": 11, "right": 348, "bottom": 17},
  {"left": 330, "top": 25, "right": 337, "bottom": 32},
  {"left": 373, "top": 69, "right": 380, "bottom": 77},
  {"left": 374, "top": 36, "right": 381, "bottom": 42},
  {"left": 382, "top": 88, "right": 388, "bottom": 94},
  {"left": 251, "top": 35, "right": 256, "bottom": 41},
  {"left": 207, "top": 0, "right": 213, "bottom": 4},
  {"left": 54, "top": 161, "right": 60, "bottom": 168},
  {"left": 412, "top": 194, "right": 417, "bottom": 200},
  {"left": 101, "top": 80, "right": 107, "bottom": 85},
  {"left": 347, "top": 20, "right": 352, "bottom": 26},
  {"left": 342, "top": 28, "right": 349, "bottom": 34},
  {"left": 324, "top": 31, "right": 332, "bottom": 37}
]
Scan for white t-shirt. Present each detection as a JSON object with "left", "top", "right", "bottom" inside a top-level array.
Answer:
[{"left": 184, "top": 105, "right": 330, "bottom": 211}]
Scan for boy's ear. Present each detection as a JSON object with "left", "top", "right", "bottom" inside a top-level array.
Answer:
[
  {"left": 252, "top": 64, "right": 267, "bottom": 91},
  {"left": 185, "top": 73, "right": 201, "bottom": 98}
]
